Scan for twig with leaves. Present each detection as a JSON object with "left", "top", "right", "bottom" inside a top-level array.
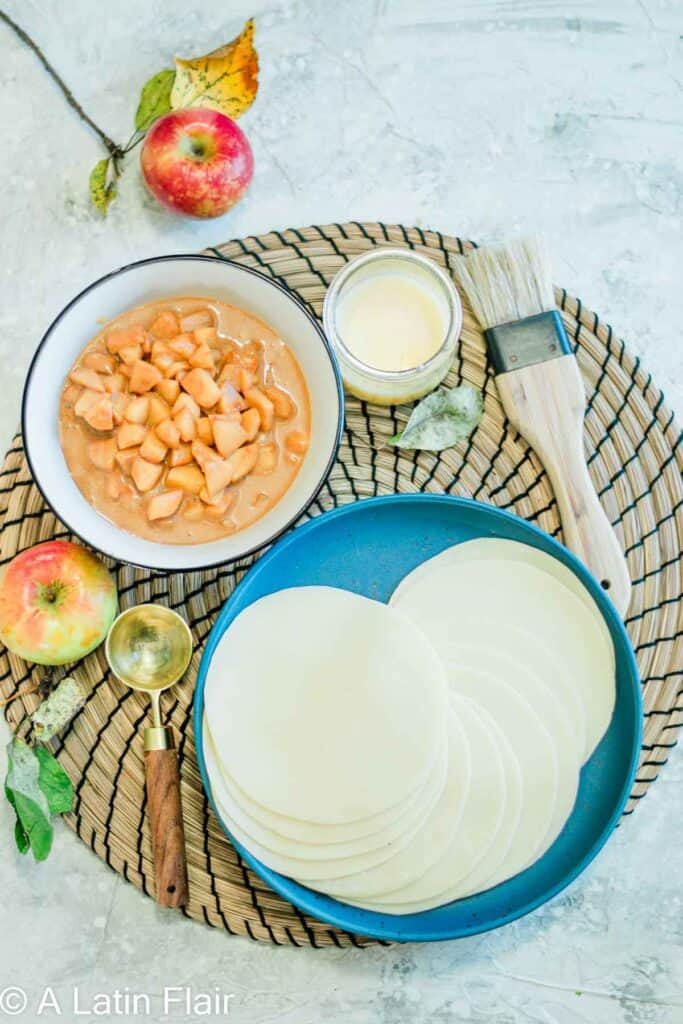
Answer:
[{"left": 0, "top": 11, "right": 258, "bottom": 215}]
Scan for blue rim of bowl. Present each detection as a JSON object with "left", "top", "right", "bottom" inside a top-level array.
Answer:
[
  {"left": 21, "top": 254, "right": 345, "bottom": 571},
  {"left": 193, "top": 493, "right": 642, "bottom": 943}
]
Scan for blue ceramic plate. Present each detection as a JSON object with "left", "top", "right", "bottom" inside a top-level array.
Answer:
[{"left": 194, "top": 494, "right": 641, "bottom": 943}]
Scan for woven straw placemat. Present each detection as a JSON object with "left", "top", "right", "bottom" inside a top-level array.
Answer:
[{"left": 1, "top": 223, "right": 681, "bottom": 948}]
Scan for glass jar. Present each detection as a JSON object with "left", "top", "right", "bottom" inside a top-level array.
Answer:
[{"left": 322, "top": 248, "right": 462, "bottom": 405}]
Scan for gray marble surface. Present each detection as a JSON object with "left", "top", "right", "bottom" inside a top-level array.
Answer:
[{"left": 0, "top": 1, "right": 681, "bottom": 1021}]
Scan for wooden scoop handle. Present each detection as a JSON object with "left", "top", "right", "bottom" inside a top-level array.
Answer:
[
  {"left": 495, "top": 353, "right": 632, "bottom": 616},
  {"left": 144, "top": 738, "right": 189, "bottom": 908}
]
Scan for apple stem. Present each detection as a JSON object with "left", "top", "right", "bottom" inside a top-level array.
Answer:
[
  {"left": 0, "top": 682, "right": 41, "bottom": 710},
  {"left": 0, "top": 10, "right": 123, "bottom": 162},
  {"left": 40, "top": 581, "right": 63, "bottom": 605}
]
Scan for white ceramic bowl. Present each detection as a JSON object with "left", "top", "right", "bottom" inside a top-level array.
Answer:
[{"left": 22, "top": 255, "right": 344, "bottom": 571}]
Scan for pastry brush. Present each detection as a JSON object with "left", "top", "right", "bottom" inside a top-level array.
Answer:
[{"left": 453, "top": 238, "right": 631, "bottom": 615}]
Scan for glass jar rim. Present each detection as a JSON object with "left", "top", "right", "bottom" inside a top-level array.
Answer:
[{"left": 322, "top": 249, "right": 463, "bottom": 381}]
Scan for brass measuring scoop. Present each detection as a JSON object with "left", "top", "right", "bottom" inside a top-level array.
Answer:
[{"left": 105, "top": 603, "right": 193, "bottom": 908}]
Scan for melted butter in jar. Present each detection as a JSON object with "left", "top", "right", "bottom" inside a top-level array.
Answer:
[
  {"left": 323, "top": 250, "right": 462, "bottom": 405},
  {"left": 336, "top": 270, "right": 447, "bottom": 373}
]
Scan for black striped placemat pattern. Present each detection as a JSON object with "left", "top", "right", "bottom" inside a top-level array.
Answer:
[{"left": 1, "top": 223, "right": 681, "bottom": 947}]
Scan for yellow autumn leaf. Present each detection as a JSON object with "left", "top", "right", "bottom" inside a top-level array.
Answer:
[{"left": 171, "top": 18, "right": 258, "bottom": 119}]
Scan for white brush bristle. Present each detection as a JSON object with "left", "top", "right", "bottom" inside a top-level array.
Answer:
[{"left": 453, "top": 237, "right": 556, "bottom": 329}]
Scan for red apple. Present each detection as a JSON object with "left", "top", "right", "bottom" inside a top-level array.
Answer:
[
  {"left": 0, "top": 541, "right": 117, "bottom": 665},
  {"left": 141, "top": 108, "right": 254, "bottom": 218}
]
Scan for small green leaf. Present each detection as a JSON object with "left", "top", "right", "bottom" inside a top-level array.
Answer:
[
  {"left": 34, "top": 746, "right": 73, "bottom": 816},
  {"left": 388, "top": 384, "right": 484, "bottom": 451},
  {"left": 6, "top": 739, "right": 49, "bottom": 818},
  {"left": 14, "top": 818, "right": 30, "bottom": 855},
  {"left": 135, "top": 69, "right": 175, "bottom": 132},
  {"left": 5, "top": 739, "right": 54, "bottom": 861},
  {"left": 5, "top": 782, "right": 29, "bottom": 854},
  {"left": 89, "top": 158, "right": 116, "bottom": 216},
  {"left": 12, "top": 792, "right": 53, "bottom": 861}
]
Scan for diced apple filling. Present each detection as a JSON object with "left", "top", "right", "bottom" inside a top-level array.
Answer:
[
  {"left": 166, "top": 465, "right": 205, "bottom": 494},
  {"left": 118, "top": 344, "right": 143, "bottom": 365},
  {"left": 74, "top": 388, "right": 101, "bottom": 418},
  {"left": 212, "top": 417, "right": 248, "bottom": 458},
  {"left": 115, "top": 448, "right": 139, "bottom": 474},
  {"left": 165, "top": 360, "right": 189, "bottom": 380},
  {"left": 83, "top": 395, "right": 114, "bottom": 432},
  {"left": 87, "top": 438, "right": 116, "bottom": 471},
  {"left": 203, "top": 458, "right": 234, "bottom": 497},
  {"left": 202, "top": 490, "right": 235, "bottom": 518},
  {"left": 244, "top": 387, "right": 275, "bottom": 431},
  {"left": 174, "top": 407, "right": 197, "bottom": 443},
  {"left": 156, "top": 378, "right": 180, "bottom": 405},
  {"left": 196, "top": 417, "right": 213, "bottom": 445},
  {"left": 285, "top": 430, "right": 310, "bottom": 455},
  {"left": 156, "top": 418, "right": 181, "bottom": 449},
  {"left": 147, "top": 490, "right": 183, "bottom": 521},
  {"left": 129, "top": 360, "right": 163, "bottom": 394},
  {"left": 240, "top": 407, "right": 261, "bottom": 442},
  {"left": 148, "top": 394, "right": 171, "bottom": 426},
  {"left": 106, "top": 324, "right": 147, "bottom": 354},
  {"left": 194, "top": 326, "right": 218, "bottom": 347},
  {"left": 70, "top": 367, "right": 105, "bottom": 393},
  {"left": 216, "top": 383, "right": 245, "bottom": 415},
  {"left": 254, "top": 442, "right": 277, "bottom": 475},
  {"left": 168, "top": 443, "right": 192, "bottom": 467},
  {"left": 173, "top": 392, "right": 201, "bottom": 418},
  {"left": 117, "top": 422, "right": 147, "bottom": 449},
  {"left": 83, "top": 352, "right": 115, "bottom": 375},
  {"left": 265, "top": 386, "right": 294, "bottom": 420},
  {"left": 124, "top": 396, "right": 149, "bottom": 424},
  {"left": 168, "top": 335, "right": 195, "bottom": 358},
  {"left": 180, "top": 310, "right": 213, "bottom": 332},
  {"left": 181, "top": 368, "right": 221, "bottom": 409},
  {"left": 139, "top": 432, "right": 168, "bottom": 464},
  {"left": 190, "top": 440, "right": 220, "bottom": 471},
  {"left": 111, "top": 393, "right": 129, "bottom": 425},
  {"left": 62, "top": 305, "right": 309, "bottom": 532},
  {"left": 189, "top": 344, "right": 214, "bottom": 370},
  {"left": 227, "top": 443, "right": 258, "bottom": 482},
  {"left": 103, "top": 372, "right": 126, "bottom": 395},
  {"left": 150, "top": 311, "right": 180, "bottom": 339},
  {"left": 131, "top": 457, "right": 163, "bottom": 492}
]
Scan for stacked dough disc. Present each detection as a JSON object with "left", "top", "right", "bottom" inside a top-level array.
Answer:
[{"left": 203, "top": 539, "right": 616, "bottom": 914}]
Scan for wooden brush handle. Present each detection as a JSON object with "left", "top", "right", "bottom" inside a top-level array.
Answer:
[
  {"left": 144, "top": 742, "right": 189, "bottom": 908},
  {"left": 495, "top": 354, "right": 631, "bottom": 616}
]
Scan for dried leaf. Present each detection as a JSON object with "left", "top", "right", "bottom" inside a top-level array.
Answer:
[
  {"left": 388, "top": 384, "right": 484, "bottom": 451},
  {"left": 135, "top": 69, "right": 175, "bottom": 132},
  {"left": 171, "top": 18, "right": 258, "bottom": 119},
  {"left": 89, "top": 158, "right": 116, "bottom": 216}
]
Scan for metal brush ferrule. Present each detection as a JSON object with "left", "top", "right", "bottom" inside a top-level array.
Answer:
[{"left": 485, "top": 310, "right": 572, "bottom": 374}]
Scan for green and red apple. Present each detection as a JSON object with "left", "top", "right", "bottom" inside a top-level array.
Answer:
[
  {"left": 141, "top": 108, "right": 253, "bottom": 218},
  {"left": 0, "top": 540, "right": 117, "bottom": 665}
]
